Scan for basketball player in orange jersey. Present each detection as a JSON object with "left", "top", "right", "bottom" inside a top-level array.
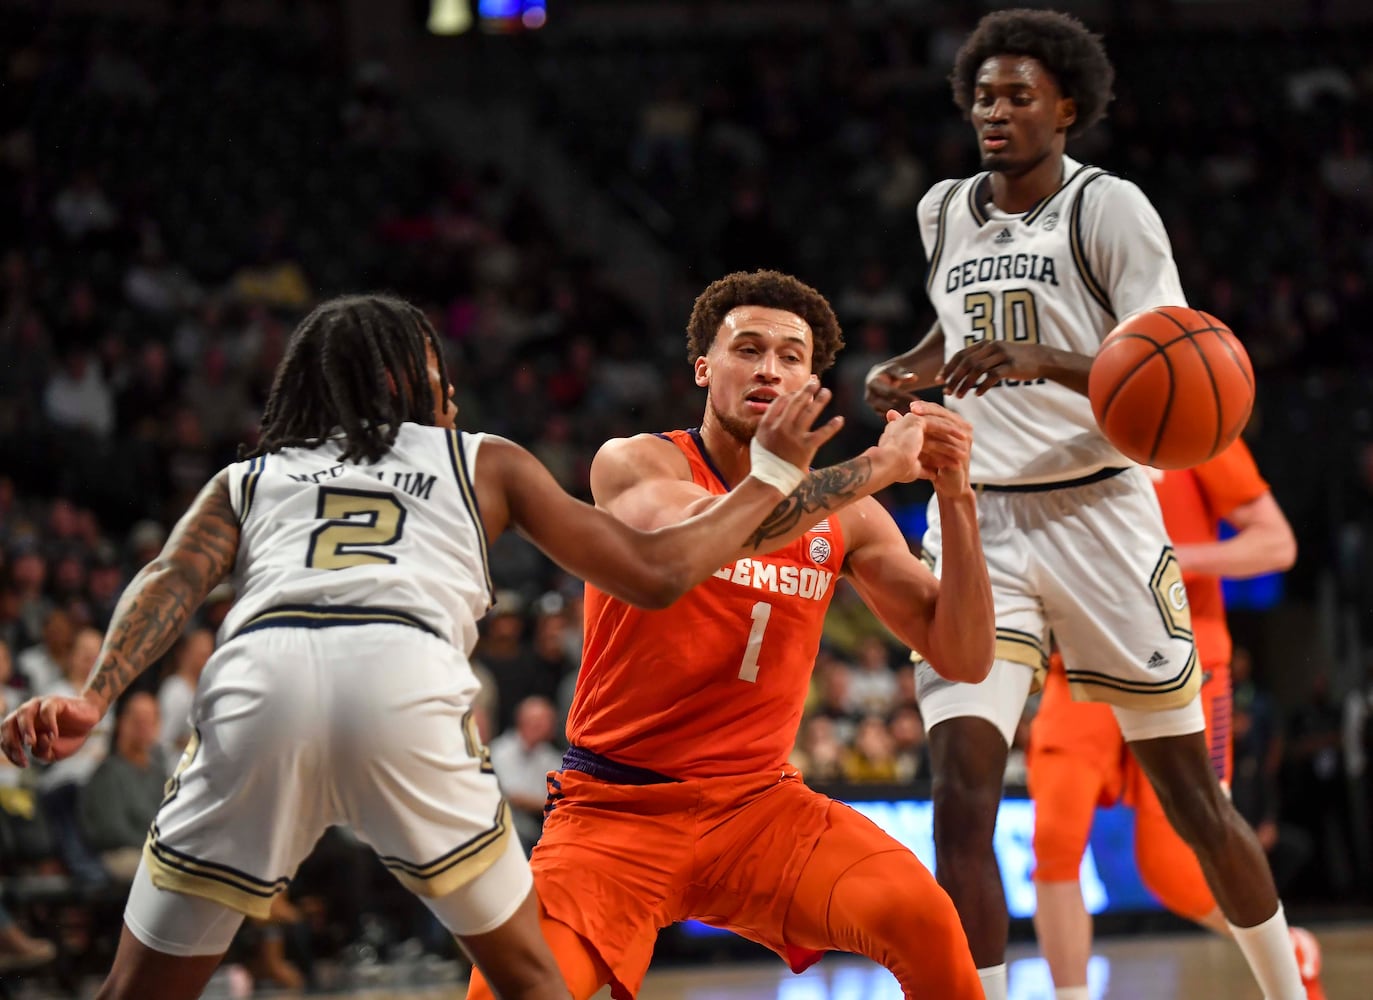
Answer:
[
  {"left": 466, "top": 269, "right": 996, "bottom": 1000},
  {"left": 1029, "top": 436, "right": 1325, "bottom": 999},
  {"left": 864, "top": 9, "right": 1308, "bottom": 999}
]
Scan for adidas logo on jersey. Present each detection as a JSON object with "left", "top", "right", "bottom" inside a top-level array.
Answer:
[
  {"left": 1147, "top": 651, "right": 1169, "bottom": 670},
  {"left": 994, "top": 227, "right": 1014, "bottom": 244}
]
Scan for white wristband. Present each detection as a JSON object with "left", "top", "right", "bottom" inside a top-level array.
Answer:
[{"left": 748, "top": 437, "right": 806, "bottom": 495}]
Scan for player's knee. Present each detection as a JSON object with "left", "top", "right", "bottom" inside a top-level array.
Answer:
[
  {"left": 834, "top": 853, "right": 966, "bottom": 955},
  {"left": 932, "top": 773, "right": 1001, "bottom": 851},
  {"left": 1034, "top": 827, "right": 1088, "bottom": 884}
]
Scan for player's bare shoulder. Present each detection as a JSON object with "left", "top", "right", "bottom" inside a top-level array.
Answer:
[{"left": 589, "top": 433, "right": 695, "bottom": 503}]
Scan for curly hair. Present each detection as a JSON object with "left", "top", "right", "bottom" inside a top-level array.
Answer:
[
  {"left": 950, "top": 9, "right": 1115, "bottom": 138},
  {"left": 686, "top": 270, "right": 844, "bottom": 374},
  {"left": 241, "top": 293, "right": 446, "bottom": 464}
]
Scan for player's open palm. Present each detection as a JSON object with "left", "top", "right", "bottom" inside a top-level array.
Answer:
[
  {"left": 876, "top": 408, "right": 927, "bottom": 483},
  {"left": 752, "top": 379, "right": 844, "bottom": 471},
  {"left": 0, "top": 694, "right": 102, "bottom": 768},
  {"left": 912, "top": 401, "right": 973, "bottom": 495}
]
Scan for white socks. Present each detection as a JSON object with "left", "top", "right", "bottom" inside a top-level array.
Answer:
[
  {"left": 1055, "top": 988, "right": 1090, "bottom": 1000},
  {"left": 977, "top": 963, "right": 1007, "bottom": 1000},
  {"left": 1229, "top": 906, "right": 1306, "bottom": 1000}
]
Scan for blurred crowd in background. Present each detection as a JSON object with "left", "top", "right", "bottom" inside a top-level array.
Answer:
[{"left": 0, "top": 0, "right": 1371, "bottom": 989}]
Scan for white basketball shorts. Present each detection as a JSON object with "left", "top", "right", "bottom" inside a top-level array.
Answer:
[
  {"left": 916, "top": 466, "right": 1202, "bottom": 743},
  {"left": 136, "top": 621, "right": 525, "bottom": 928}
]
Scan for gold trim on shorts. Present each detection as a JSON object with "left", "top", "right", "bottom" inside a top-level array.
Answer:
[
  {"left": 377, "top": 800, "right": 514, "bottom": 899},
  {"left": 1066, "top": 646, "right": 1201, "bottom": 710},
  {"left": 143, "top": 824, "right": 289, "bottom": 919}
]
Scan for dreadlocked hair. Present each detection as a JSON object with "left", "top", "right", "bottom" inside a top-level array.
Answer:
[
  {"left": 951, "top": 9, "right": 1115, "bottom": 138},
  {"left": 241, "top": 294, "right": 447, "bottom": 464}
]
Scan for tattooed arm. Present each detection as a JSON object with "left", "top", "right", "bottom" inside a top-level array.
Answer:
[
  {"left": 589, "top": 409, "right": 927, "bottom": 560},
  {"left": 1, "top": 473, "right": 239, "bottom": 767}
]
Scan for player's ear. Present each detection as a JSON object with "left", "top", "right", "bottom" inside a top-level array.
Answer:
[
  {"left": 694, "top": 356, "right": 710, "bottom": 388},
  {"left": 1058, "top": 96, "right": 1077, "bottom": 133}
]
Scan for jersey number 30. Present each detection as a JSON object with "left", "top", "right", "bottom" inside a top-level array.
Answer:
[
  {"left": 306, "top": 487, "right": 408, "bottom": 569},
  {"left": 963, "top": 288, "right": 1040, "bottom": 347}
]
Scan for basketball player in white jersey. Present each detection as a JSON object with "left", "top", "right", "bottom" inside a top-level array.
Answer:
[
  {"left": 865, "top": 11, "right": 1307, "bottom": 1000},
  {"left": 0, "top": 294, "right": 936, "bottom": 1000}
]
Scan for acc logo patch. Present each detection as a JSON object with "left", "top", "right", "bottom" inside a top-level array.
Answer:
[
  {"left": 1041, "top": 211, "right": 1060, "bottom": 231},
  {"left": 1149, "top": 548, "right": 1193, "bottom": 640},
  {"left": 809, "top": 536, "right": 832, "bottom": 564}
]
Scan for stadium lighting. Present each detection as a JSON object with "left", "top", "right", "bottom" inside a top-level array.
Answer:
[{"left": 428, "top": 0, "right": 474, "bottom": 35}]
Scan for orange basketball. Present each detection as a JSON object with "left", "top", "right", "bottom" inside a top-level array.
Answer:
[{"left": 1088, "top": 306, "right": 1254, "bottom": 470}]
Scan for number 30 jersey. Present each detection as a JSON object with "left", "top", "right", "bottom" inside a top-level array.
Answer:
[
  {"left": 567, "top": 429, "right": 846, "bottom": 779},
  {"left": 218, "top": 424, "right": 494, "bottom": 654},
  {"left": 921, "top": 155, "right": 1187, "bottom": 486}
]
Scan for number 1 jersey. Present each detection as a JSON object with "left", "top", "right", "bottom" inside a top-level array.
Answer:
[
  {"left": 566, "top": 429, "right": 846, "bottom": 779},
  {"left": 921, "top": 155, "right": 1187, "bottom": 486},
  {"left": 218, "top": 424, "right": 493, "bottom": 654}
]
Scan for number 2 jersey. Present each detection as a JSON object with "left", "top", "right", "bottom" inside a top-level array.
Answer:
[
  {"left": 921, "top": 155, "right": 1187, "bottom": 486},
  {"left": 218, "top": 423, "right": 493, "bottom": 655},
  {"left": 566, "top": 429, "right": 846, "bottom": 779}
]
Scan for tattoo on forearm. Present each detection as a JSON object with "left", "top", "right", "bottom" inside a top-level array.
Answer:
[
  {"left": 86, "top": 478, "right": 239, "bottom": 704},
  {"left": 745, "top": 457, "right": 871, "bottom": 549}
]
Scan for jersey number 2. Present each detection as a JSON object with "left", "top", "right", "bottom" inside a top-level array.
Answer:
[
  {"left": 737, "top": 601, "right": 773, "bottom": 682},
  {"left": 306, "top": 487, "right": 408, "bottom": 569}
]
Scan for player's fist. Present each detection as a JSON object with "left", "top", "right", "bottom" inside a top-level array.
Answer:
[
  {"left": 874, "top": 407, "right": 927, "bottom": 483},
  {"left": 912, "top": 400, "right": 973, "bottom": 496},
  {"left": 0, "top": 694, "right": 103, "bottom": 768}
]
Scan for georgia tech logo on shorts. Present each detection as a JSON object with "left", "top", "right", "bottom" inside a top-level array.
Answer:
[
  {"left": 1149, "top": 548, "right": 1193, "bottom": 641},
  {"left": 809, "top": 536, "right": 832, "bottom": 564}
]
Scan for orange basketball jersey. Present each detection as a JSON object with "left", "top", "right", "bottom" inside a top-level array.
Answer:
[
  {"left": 566, "top": 429, "right": 846, "bottom": 779},
  {"left": 1150, "top": 437, "right": 1268, "bottom": 667}
]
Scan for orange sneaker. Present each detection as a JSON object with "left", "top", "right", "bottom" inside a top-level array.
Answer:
[{"left": 1289, "top": 926, "right": 1325, "bottom": 1000}]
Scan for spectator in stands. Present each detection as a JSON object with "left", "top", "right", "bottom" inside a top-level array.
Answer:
[
  {"left": 847, "top": 635, "right": 899, "bottom": 717},
  {"left": 889, "top": 704, "right": 929, "bottom": 782},
  {"left": 43, "top": 348, "right": 115, "bottom": 439},
  {"left": 35, "top": 627, "right": 110, "bottom": 884},
  {"left": 843, "top": 715, "right": 902, "bottom": 784},
  {"left": 79, "top": 692, "right": 167, "bottom": 881},
  {"left": 488, "top": 696, "right": 562, "bottom": 856},
  {"left": 15, "top": 606, "right": 72, "bottom": 695},
  {"left": 792, "top": 714, "right": 846, "bottom": 784},
  {"left": 0, "top": 901, "right": 55, "bottom": 972}
]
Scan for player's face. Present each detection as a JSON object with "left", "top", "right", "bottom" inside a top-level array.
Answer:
[
  {"left": 970, "top": 55, "right": 1076, "bottom": 175},
  {"left": 696, "top": 306, "right": 814, "bottom": 443},
  {"left": 426, "top": 345, "right": 457, "bottom": 429}
]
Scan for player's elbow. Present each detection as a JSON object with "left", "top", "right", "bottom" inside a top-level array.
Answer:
[
  {"left": 1272, "top": 528, "right": 1297, "bottom": 573},
  {"left": 926, "top": 636, "right": 994, "bottom": 684},
  {"left": 622, "top": 564, "right": 689, "bottom": 610}
]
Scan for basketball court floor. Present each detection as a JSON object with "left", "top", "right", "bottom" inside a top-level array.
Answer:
[
  {"left": 326, "top": 923, "right": 1368, "bottom": 1000},
  {"left": 12, "top": 923, "right": 1368, "bottom": 998}
]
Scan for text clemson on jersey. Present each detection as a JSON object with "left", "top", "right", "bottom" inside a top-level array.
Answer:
[{"left": 711, "top": 557, "right": 836, "bottom": 602}]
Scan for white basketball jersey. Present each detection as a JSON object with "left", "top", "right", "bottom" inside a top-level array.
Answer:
[
  {"left": 219, "top": 424, "right": 493, "bottom": 654},
  {"left": 920, "top": 156, "right": 1187, "bottom": 485}
]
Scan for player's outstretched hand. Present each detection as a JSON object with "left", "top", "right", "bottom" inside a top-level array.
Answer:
[
  {"left": 864, "top": 357, "right": 926, "bottom": 416},
  {"left": 0, "top": 694, "right": 103, "bottom": 768},
  {"left": 940, "top": 341, "right": 1046, "bottom": 397},
  {"left": 875, "top": 407, "right": 927, "bottom": 483},
  {"left": 752, "top": 376, "right": 844, "bottom": 472},
  {"left": 911, "top": 400, "right": 973, "bottom": 496}
]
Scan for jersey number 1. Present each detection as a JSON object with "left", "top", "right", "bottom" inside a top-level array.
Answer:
[
  {"left": 737, "top": 601, "right": 773, "bottom": 682},
  {"left": 306, "top": 487, "right": 408, "bottom": 569}
]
